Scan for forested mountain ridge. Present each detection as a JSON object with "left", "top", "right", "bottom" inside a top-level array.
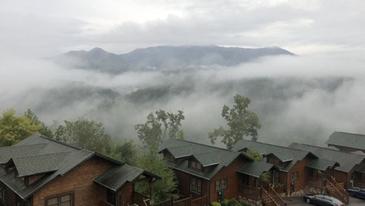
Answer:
[{"left": 55, "top": 45, "right": 294, "bottom": 73}]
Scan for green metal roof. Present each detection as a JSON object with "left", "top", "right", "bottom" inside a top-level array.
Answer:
[
  {"left": 307, "top": 158, "right": 338, "bottom": 171},
  {"left": 0, "top": 144, "right": 47, "bottom": 164},
  {"left": 289, "top": 143, "right": 365, "bottom": 173},
  {"left": 12, "top": 152, "right": 68, "bottom": 177},
  {"left": 233, "top": 139, "right": 314, "bottom": 171},
  {"left": 0, "top": 134, "right": 121, "bottom": 199},
  {"left": 94, "top": 164, "right": 159, "bottom": 192},
  {"left": 160, "top": 139, "right": 252, "bottom": 179},
  {"left": 237, "top": 161, "right": 275, "bottom": 178},
  {"left": 327, "top": 131, "right": 365, "bottom": 151}
]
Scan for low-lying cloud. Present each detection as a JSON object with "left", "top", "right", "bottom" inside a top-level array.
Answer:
[{"left": 1, "top": 50, "right": 365, "bottom": 147}]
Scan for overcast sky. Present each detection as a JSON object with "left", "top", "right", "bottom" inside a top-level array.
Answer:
[{"left": 1, "top": 0, "right": 364, "bottom": 57}]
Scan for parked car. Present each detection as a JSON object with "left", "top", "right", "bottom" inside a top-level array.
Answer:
[
  {"left": 347, "top": 187, "right": 365, "bottom": 199},
  {"left": 303, "top": 194, "right": 344, "bottom": 206}
]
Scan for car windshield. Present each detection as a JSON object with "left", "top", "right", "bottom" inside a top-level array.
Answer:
[
  {"left": 327, "top": 197, "right": 343, "bottom": 204},
  {"left": 317, "top": 195, "right": 342, "bottom": 204}
]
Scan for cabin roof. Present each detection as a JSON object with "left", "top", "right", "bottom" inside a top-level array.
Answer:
[
  {"left": 289, "top": 142, "right": 365, "bottom": 172},
  {"left": 94, "top": 164, "right": 159, "bottom": 192},
  {"left": 327, "top": 131, "right": 365, "bottom": 151},
  {"left": 237, "top": 160, "right": 275, "bottom": 178},
  {"left": 160, "top": 138, "right": 252, "bottom": 179},
  {"left": 0, "top": 134, "right": 126, "bottom": 199},
  {"left": 307, "top": 158, "right": 339, "bottom": 171},
  {"left": 233, "top": 139, "right": 314, "bottom": 171}
]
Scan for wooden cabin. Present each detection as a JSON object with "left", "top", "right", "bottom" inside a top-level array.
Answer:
[{"left": 0, "top": 134, "right": 159, "bottom": 206}]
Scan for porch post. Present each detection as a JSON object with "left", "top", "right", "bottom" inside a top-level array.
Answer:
[{"left": 149, "top": 178, "right": 153, "bottom": 199}]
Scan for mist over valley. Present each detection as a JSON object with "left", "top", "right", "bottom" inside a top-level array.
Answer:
[{"left": 1, "top": 46, "right": 364, "bottom": 147}]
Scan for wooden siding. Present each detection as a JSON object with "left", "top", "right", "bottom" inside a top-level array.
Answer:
[{"left": 32, "top": 157, "right": 114, "bottom": 206}]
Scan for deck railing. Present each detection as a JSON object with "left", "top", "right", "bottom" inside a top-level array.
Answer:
[
  {"left": 152, "top": 195, "right": 206, "bottom": 206},
  {"left": 190, "top": 195, "right": 207, "bottom": 206},
  {"left": 134, "top": 192, "right": 151, "bottom": 206},
  {"left": 99, "top": 201, "right": 115, "bottom": 206},
  {"left": 240, "top": 186, "right": 261, "bottom": 202},
  {"left": 325, "top": 177, "right": 349, "bottom": 204}
]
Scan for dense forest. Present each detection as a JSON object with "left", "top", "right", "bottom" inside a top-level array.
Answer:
[{"left": 0, "top": 94, "right": 262, "bottom": 203}]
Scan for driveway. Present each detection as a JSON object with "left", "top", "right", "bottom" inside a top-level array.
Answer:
[{"left": 284, "top": 197, "right": 364, "bottom": 206}]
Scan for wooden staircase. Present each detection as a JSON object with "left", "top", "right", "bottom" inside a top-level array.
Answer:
[
  {"left": 325, "top": 176, "right": 349, "bottom": 204},
  {"left": 261, "top": 186, "right": 286, "bottom": 206}
]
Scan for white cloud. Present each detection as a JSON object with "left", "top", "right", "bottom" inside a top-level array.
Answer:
[{"left": 1, "top": 0, "right": 365, "bottom": 55}]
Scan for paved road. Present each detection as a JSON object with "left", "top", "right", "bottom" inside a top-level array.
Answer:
[{"left": 284, "top": 197, "right": 364, "bottom": 206}]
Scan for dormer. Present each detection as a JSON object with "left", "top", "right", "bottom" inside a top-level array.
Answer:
[
  {"left": 162, "top": 150, "right": 175, "bottom": 162},
  {"left": 265, "top": 153, "right": 288, "bottom": 165},
  {"left": 188, "top": 158, "right": 203, "bottom": 171}
]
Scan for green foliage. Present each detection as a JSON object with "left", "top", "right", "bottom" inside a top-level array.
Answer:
[
  {"left": 0, "top": 109, "right": 41, "bottom": 146},
  {"left": 135, "top": 109, "right": 184, "bottom": 152},
  {"left": 246, "top": 149, "right": 263, "bottom": 161},
  {"left": 211, "top": 202, "right": 221, "bottom": 206},
  {"left": 259, "top": 171, "right": 272, "bottom": 183},
  {"left": 54, "top": 119, "right": 112, "bottom": 154},
  {"left": 221, "top": 199, "right": 240, "bottom": 206},
  {"left": 136, "top": 151, "right": 177, "bottom": 203},
  {"left": 24, "top": 109, "right": 54, "bottom": 138},
  {"left": 111, "top": 140, "right": 138, "bottom": 165},
  {"left": 209, "top": 94, "right": 261, "bottom": 150}
]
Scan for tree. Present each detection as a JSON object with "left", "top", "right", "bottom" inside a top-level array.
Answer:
[
  {"left": 112, "top": 140, "right": 138, "bottom": 165},
  {"left": 54, "top": 119, "right": 112, "bottom": 154},
  {"left": 246, "top": 149, "right": 263, "bottom": 161},
  {"left": 0, "top": 109, "right": 41, "bottom": 146},
  {"left": 135, "top": 110, "right": 184, "bottom": 152},
  {"left": 24, "top": 109, "right": 54, "bottom": 138},
  {"left": 134, "top": 110, "right": 182, "bottom": 203},
  {"left": 209, "top": 95, "right": 261, "bottom": 150},
  {"left": 136, "top": 151, "right": 177, "bottom": 203},
  {"left": 259, "top": 171, "right": 272, "bottom": 184}
]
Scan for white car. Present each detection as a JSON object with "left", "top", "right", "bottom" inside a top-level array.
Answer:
[{"left": 303, "top": 194, "right": 344, "bottom": 206}]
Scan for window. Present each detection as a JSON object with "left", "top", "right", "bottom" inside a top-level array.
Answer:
[
  {"left": 0, "top": 187, "right": 5, "bottom": 203},
  {"left": 24, "top": 177, "right": 29, "bottom": 186},
  {"left": 215, "top": 178, "right": 228, "bottom": 191},
  {"left": 190, "top": 177, "right": 202, "bottom": 194},
  {"left": 45, "top": 193, "right": 73, "bottom": 206},
  {"left": 106, "top": 190, "right": 116, "bottom": 205},
  {"left": 241, "top": 175, "right": 249, "bottom": 186},
  {"left": 163, "top": 151, "right": 175, "bottom": 162},
  {"left": 189, "top": 160, "right": 202, "bottom": 171},
  {"left": 291, "top": 172, "right": 299, "bottom": 184}
]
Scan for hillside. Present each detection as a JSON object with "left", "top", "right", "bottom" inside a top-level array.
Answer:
[{"left": 55, "top": 45, "right": 294, "bottom": 73}]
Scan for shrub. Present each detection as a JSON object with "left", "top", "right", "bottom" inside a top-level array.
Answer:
[
  {"left": 221, "top": 199, "right": 241, "bottom": 206},
  {"left": 211, "top": 201, "right": 221, "bottom": 206}
]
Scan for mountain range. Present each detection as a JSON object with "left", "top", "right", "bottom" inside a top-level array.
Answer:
[{"left": 55, "top": 45, "right": 294, "bottom": 73}]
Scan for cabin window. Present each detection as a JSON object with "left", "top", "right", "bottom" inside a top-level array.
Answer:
[
  {"left": 164, "top": 152, "right": 175, "bottom": 162},
  {"left": 241, "top": 175, "right": 249, "bottom": 186},
  {"left": 189, "top": 160, "right": 202, "bottom": 171},
  {"left": 0, "top": 187, "right": 5, "bottom": 202},
  {"left": 106, "top": 190, "right": 116, "bottom": 205},
  {"left": 272, "top": 170, "right": 279, "bottom": 185},
  {"left": 190, "top": 177, "right": 202, "bottom": 194},
  {"left": 24, "top": 177, "right": 29, "bottom": 186},
  {"left": 291, "top": 172, "right": 299, "bottom": 183},
  {"left": 16, "top": 199, "right": 26, "bottom": 206},
  {"left": 215, "top": 178, "right": 228, "bottom": 191},
  {"left": 45, "top": 193, "right": 73, "bottom": 206}
]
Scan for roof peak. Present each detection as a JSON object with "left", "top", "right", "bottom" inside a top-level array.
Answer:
[
  {"left": 333, "top": 131, "right": 365, "bottom": 137},
  {"left": 291, "top": 142, "right": 365, "bottom": 157},
  {"left": 237, "top": 139, "right": 308, "bottom": 153},
  {"left": 36, "top": 134, "right": 83, "bottom": 150},
  {"left": 169, "top": 138, "right": 237, "bottom": 153}
]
